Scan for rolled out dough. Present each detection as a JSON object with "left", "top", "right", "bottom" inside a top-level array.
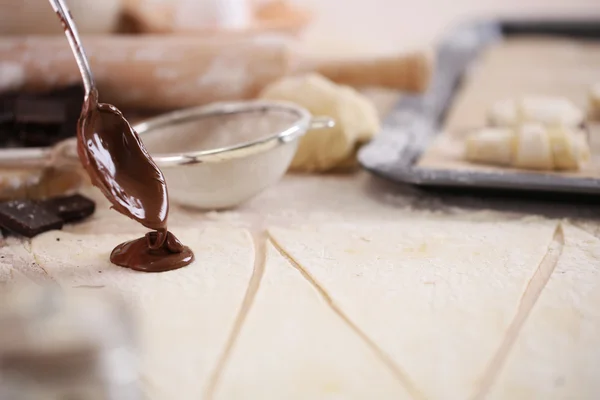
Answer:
[
  {"left": 488, "top": 223, "right": 600, "bottom": 399},
  {"left": 0, "top": 260, "right": 29, "bottom": 286},
  {"left": 30, "top": 225, "right": 254, "bottom": 400},
  {"left": 268, "top": 218, "right": 558, "bottom": 400},
  {"left": 213, "top": 242, "right": 410, "bottom": 400}
]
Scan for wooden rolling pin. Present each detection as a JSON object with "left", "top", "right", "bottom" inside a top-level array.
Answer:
[{"left": 0, "top": 34, "right": 432, "bottom": 110}]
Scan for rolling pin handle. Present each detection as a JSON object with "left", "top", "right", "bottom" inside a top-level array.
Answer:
[{"left": 0, "top": 148, "right": 53, "bottom": 168}]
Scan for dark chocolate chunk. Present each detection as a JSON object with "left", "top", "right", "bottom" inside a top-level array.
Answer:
[
  {"left": 0, "top": 200, "right": 63, "bottom": 238},
  {"left": 0, "top": 93, "right": 17, "bottom": 146},
  {"left": 13, "top": 96, "right": 67, "bottom": 147},
  {"left": 55, "top": 86, "right": 85, "bottom": 140},
  {"left": 0, "top": 93, "right": 16, "bottom": 125},
  {"left": 16, "top": 124, "right": 63, "bottom": 148},
  {"left": 0, "top": 110, "right": 12, "bottom": 125},
  {"left": 0, "top": 125, "right": 15, "bottom": 147},
  {"left": 48, "top": 85, "right": 85, "bottom": 101},
  {"left": 42, "top": 194, "right": 95, "bottom": 223},
  {"left": 0, "top": 86, "right": 84, "bottom": 149},
  {"left": 14, "top": 97, "right": 66, "bottom": 125}
]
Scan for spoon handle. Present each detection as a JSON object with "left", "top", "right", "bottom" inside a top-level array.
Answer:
[{"left": 48, "top": 0, "right": 96, "bottom": 96}]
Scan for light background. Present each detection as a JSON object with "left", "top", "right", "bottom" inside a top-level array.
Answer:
[{"left": 290, "top": 0, "right": 600, "bottom": 51}]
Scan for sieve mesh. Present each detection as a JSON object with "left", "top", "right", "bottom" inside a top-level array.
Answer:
[{"left": 140, "top": 107, "right": 298, "bottom": 155}]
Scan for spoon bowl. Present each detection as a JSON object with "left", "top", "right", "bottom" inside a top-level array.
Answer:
[
  {"left": 78, "top": 98, "right": 169, "bottom": 230},
  {"left": 48, "top": 0, "right": 172, "bottom": 231}
]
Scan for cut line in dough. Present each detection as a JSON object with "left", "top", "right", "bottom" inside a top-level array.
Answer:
[
  {"left": 471, "top": 224, "right": 565, "bottom": 399},
  {"left": 212, "top": 241, "right": 413, "bottom": 400},
  {"left": 487, "top": 223, "right": 600, "bottom": 400},
  {"left": 269, "top": 236, "right": 426, "bottom": 400},
  {"left": 204, "top": 231, "right": 268, "bottom": 399},
  {"left": 268, "top": 218, "right": 558, "bottom": 400}
]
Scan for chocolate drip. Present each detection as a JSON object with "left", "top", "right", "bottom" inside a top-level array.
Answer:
[
  {"left": 110, "top": 230, "right": 194, "bottom": 273},
  {"left": 77, "top": 90, "right": 193, "bottom": 272}
]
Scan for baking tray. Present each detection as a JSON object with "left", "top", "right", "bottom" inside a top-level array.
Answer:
[{"left": 358, "top": 19, "right": 600, "bottom": 195}]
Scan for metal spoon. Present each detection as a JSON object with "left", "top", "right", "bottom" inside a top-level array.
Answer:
[
  {"left": 49, "top": 0, "right": 170, "bottom": 232},
  {"left": 48, "top": 0, "right": 95, "bottom": 97}
]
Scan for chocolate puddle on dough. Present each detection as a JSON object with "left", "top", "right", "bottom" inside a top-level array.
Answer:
[
  {"left": 111, "top": 230, "right": 194, "bottom": 273},
  {"left": 77, "top": 90, "right": 194, "bottom": 272}
]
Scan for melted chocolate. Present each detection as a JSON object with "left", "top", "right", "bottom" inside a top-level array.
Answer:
[
  {"left": 111, "top": 230, "right": 194, "bottom": 273},
  {"left": 77, "top": 90, "right": 194, "bottom": 272}
]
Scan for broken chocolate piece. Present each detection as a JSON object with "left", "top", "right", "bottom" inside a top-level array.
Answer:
[
  {"left": 0, "top": 86, "right": 84, "bottom": 148},
  {"left": 51, "top": 86, "right": 85, "bottom": 140},
  {"left": 0, "top": 93, "right": 16, "bottom": 125},
  {"left": 43, "top": 194, "right": 95, "bottom": 223},
  {"left": 0, "top": 94, "right": 17, "bottom": 146},
  {"left": 13, "top": 95, "right": 67, "bottom": 147},
  {"left": 16, "top": 124, "right": 63, "bottom": 148},
  {"left": 14, "top": 97, "right": 66, "bottom": 125},
  {"left": 0, "top": 193, "right": 95, "bottom": 238},
  {"left": 0, "top": 200, "right": 63, "bottom": 238}
]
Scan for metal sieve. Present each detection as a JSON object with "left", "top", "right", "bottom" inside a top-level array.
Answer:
[{"left": 0, "top": 100, "right": 333, "bottom": 209}]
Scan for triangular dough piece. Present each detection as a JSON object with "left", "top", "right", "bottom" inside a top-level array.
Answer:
[
  {"left": 213, "top": 242, "right": 411, "bottom": 400},
  {"left": 30, "top": 225, "right": 254, "bottom": 400},
  {"left": 488, "top": 223, "right": 600, "bottom": 399},
  {"left": 269, "top": 219, "right": 557, "bottom": 399}
]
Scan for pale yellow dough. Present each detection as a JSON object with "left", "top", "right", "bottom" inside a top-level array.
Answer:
[
  {"left": 16, "top": 211, "right": 600, "bottom": 399},
  {"left": 513, "top": 124, "right": 553, "bottom": 170},
  {"left": 465, "top": 123, "right": 590, "bottom": 171},
  {"left": 30, "top": 225, "right": 254, "bottom": 400},
  {"left": 259, "top": 74, "right": 380, "bottom": 172},
  {"left": 488, "top": 96, "right": 584, "bottom": 128},
  {"left": 0, "top": 260, "right": 29, "bottom": 286},
  {"left": 465, "top": 127, "right": 515, "bottom": 166},
  {"left": 268, "top": 218, "right": 557, "bottom": 399},
  {"left": 214, "top": 242, "right": 410, "bottom": 400},
  {"left": 489, "top": 224, "right": 600, "bottom": 400}
]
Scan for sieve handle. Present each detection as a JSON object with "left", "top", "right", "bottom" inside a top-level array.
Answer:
[{"left": 309, "top": 117, "right": 335, "bottom": 130}]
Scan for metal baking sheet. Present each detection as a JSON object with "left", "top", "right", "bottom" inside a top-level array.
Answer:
[{"left": 358, "top": 19, "right": 600, "bottom": 195}]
